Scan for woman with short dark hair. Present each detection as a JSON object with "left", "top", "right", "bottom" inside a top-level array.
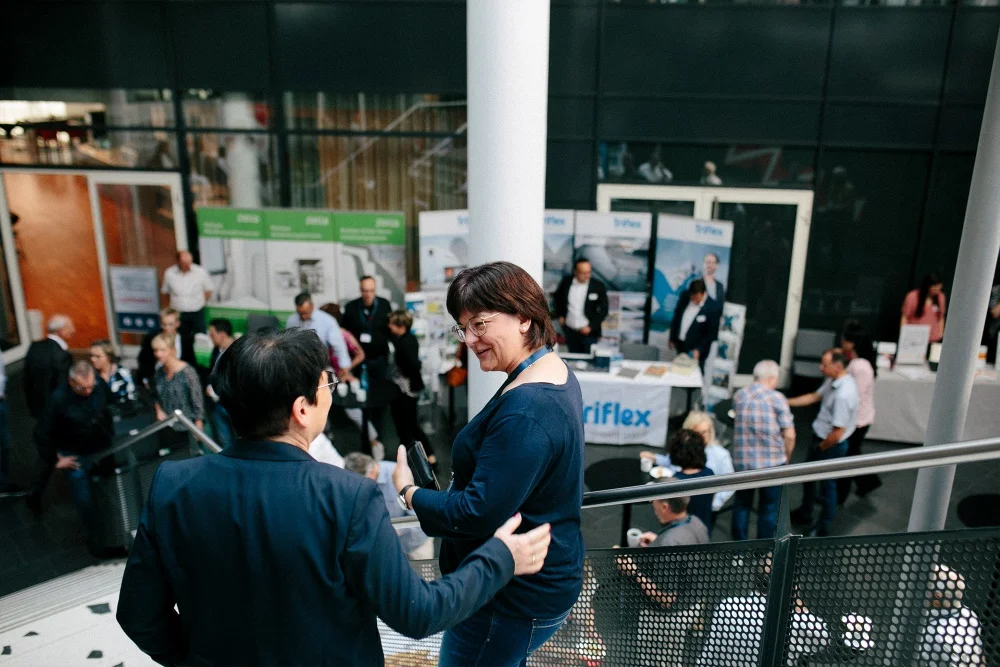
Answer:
[
  {"left": 393, "top": 261, "right": 585, "bottom": 667},
  {"left": 387, "top": 309, "right": 435, "bottom": 465},
  {"left": 668, "top": 428, "right": 715, "bottom": 530}
]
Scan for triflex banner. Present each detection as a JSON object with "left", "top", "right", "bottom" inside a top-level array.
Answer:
[
  {"left": 573, "top": 211, "right": 653, "bottom": 343},
  {"left": 577, "top": 376, "right": 670, "bottom": 445},
  {"left": 649, "top": 215, "right": 734, "bottom": 342},
  {"left": 197, "top": 207, "right": 405, "bottom": 333},
  {"left": 543, "top": 210, "right": 575, "bottom": 294}
]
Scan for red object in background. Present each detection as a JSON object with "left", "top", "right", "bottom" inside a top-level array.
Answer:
[{"left": 254, "top": 103, "right": 270, "bottom": 128}]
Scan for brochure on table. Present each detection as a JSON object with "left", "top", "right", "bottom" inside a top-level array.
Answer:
[
  {"left": 648, "top": 215, "right": 734, "bottom": 353},
  {"left": 573, "top": 211, "right": 652, "bottom": 344},
  {"left": 896, "top": 324, "right": 931, "bottom": 365},
  {"left": 198, "top": 206, "right": 406, "bottom": 333}
]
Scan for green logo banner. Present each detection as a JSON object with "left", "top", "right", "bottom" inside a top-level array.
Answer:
[
  {"left": 335, "top": 212, "right": 406, "bottom": 246},
  {"left": 266, "top": 210, "right": 335, "bottom": 242},
  {"left": 197, "top": 207, "right": 265, "bottom": 239}
]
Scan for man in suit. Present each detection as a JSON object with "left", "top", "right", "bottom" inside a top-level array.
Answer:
[
  {"left": 136, "top": 308, "right": 195, "bottom": 390},
  {"left": 341, "top": 275, "right": 393, "bottom": 381},
  {"left": 24, "top": 314, "right": 75, "bottom": 419},
  {"left": 117, "top": 328, "right": 551, "bottom": 666},
  {"left": 554, "top": 258, "right": 610, "bottom": 354},
  {"left": 702, "top": 253, "right": 726, "bottom": 305},
  {"left": 669, "top": 279, "right": 721, "bottom": 370}
]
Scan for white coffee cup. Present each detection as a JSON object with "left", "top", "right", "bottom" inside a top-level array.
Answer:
[
  {"left": 350, "top": 380, "right": 361, "bottom": 392},
  {"left": 337, "top": 383, "right": 349, "bottom": 398},
  {"left": 626, "top": 528, "right": 643, "bottom": 548},
  {"left": 640, "top": 457, "right": 653, "bottom": 473},
  {"left": 355, "top": 388, "right": 367, "bottom": 403}
]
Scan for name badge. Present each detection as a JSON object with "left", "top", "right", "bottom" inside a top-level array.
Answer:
[
  {"left": 360, "top": 333, "right": 373, "bottom": 344},
  {"left": 696, "top": 315, "right": 707, "bottom": 323},
  {"left": 588, "top": 293, "right": 598, "bottom": 301}
]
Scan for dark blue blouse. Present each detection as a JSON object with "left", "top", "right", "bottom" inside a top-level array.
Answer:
[{"left": 411, "top": 368, "right": 585, "bottom": 619}]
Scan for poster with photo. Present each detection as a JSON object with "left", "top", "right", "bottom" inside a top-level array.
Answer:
[
  {"left": 418, "top": 210, "right": 470, "bottom": 289},
  {"left": 574, "top": 211, "right": 652, "bottom": 345},
  {"left": 264, "top": 209, "right": 339, "bottom": 321},
  {"left": 334, "top": 211, "right": 407, "bottom": 310},
  {"left": 650, "top": 215, "right": 734, "bottom": 337},
  {"left": 543, "top": 210, "right": 575, "bottom": 295}
]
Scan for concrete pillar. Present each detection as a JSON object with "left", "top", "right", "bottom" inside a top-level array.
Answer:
[
  {"left": 908, "top": 28, "right": 1000, "bottom": 532},
  {"left": 221, "top": 94, "right": 262, "bottom": 208},
  {"left": 465, "top": 0, "right": 551, "bottom": 419}
]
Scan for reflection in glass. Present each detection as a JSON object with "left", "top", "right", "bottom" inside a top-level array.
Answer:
[
  {"left": 288, "top": 134, "right": 467, "bottom": 287},
  {"left": 0, "top": 88, "right": 174, "bottom": 127},
  {"left": 0, "top": 130, "right": 176, "bottom": 169},
  {"left": 599, "top": 142, "right": 815, "bottom": 188},
  {"left": 0, "top": 215, "right": 20, "bottom": 351},
  {"left": 186, "top": 133, "right": 279, "bottom": 208},
  {"left": 183, "top": 91, "right": 271, "bottom": 130},
  {"left": 718, "top": 202, "right": 797, "bottom": 375},
  {"left": 284, "top": 92, "right": 467, "bottom": 134},
  {"left": 611, "top": 198, "right": 696, "bottom": 218}
]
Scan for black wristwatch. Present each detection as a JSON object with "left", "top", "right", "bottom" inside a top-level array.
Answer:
[{"left": 397, "top": 485, "right": 416, "bottom": 511}]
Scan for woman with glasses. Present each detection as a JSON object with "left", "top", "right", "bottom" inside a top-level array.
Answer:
[{"left": 392, "top": 261, "right": 585, "bottom": 667}]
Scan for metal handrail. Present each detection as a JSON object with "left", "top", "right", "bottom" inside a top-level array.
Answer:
[
  {"left": 389, "top": 435, "right": 1000, "bottom": 527},
  {"left": 90, "top": 409, "right": 222, "bottom": 464}
]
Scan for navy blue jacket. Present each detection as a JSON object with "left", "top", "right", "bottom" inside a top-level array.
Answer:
[{"left": 117, "top": 439, "right": 515, "bottom": 666}]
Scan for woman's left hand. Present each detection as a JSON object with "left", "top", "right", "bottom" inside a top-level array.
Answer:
[{"left": 392, "top": 445, "right": 415, "bottom": 493}]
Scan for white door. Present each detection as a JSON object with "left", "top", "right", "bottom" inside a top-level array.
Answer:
[{"left": 596, "top": 183, "right": 814, "bottom": 385}]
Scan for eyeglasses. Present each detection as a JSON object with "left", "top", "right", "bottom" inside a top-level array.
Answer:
[
  {"left": 318, "top": 371, "right": 340, "bottom": 392},
  {"left": 451, "top": 313, "right": 501, "bottom": 342}
]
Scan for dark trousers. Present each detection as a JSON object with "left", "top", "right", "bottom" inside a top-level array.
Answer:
[
  {"left": 800, "top": 437, "right": 849, "bottom": 535},
  {"left": 390, "top": 394, "right": 433, "bottom": 454},
  {"left": 60, "top": 451, "right": 95, "bottom": 535},
  {"left": 564, "top": 326, "right": 598, "bottom": 354},
  {"left": 837, "top": 424, "right": 880, "bottom": 503},
  {"left": 732, "top": 485, "right": 782, "bottom": 540},
  {"left": 180, "top": 308, "right": 206, "bottom": 336}
]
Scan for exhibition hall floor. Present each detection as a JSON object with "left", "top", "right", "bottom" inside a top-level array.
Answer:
[{"left": 2, "top": 361, "right": 996, "bottom": 602}]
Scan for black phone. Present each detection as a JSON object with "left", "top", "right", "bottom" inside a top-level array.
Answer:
[{"left": 406, "top": 441, "right": 440, "bottom": 491}]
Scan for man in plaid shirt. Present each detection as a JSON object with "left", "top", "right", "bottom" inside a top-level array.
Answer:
[{"left": 731, "top": 360, "right": 796, "bottom": 540}]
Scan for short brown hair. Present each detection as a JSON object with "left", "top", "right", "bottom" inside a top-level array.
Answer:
[
  {"left": 389, "top": 309, "right": 413, "bottom": 332},
  {"left": 446, "top": 262, "right": 556, "bottom": 350}
]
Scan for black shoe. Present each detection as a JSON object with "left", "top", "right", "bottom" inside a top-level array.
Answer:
[{"left": 790, "top": 507, "right": 813, "bottom": 525}]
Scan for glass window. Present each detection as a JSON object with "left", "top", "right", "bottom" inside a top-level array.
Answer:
[
  {"left": 288, "top": 133, "right": 467, "bottom": 287},
  {"left": 284, "top": 92, "right": 467, "bottom": 134},
  {"left": 182, "top": 91, "right": 271, "bottom": 130},
  {"left": 598, "top": 142, "right": 816, "bottom": 188},
  {"left": 186, "top": 133, "right": 279, "bottom": 208},
  {"left": 0, "top": 88, "right": 174, "bottom": 127},
  {"left": 0, "top": 214, "right": 20, "bottom": 351},
  {"left": 0, "top": 129, "right": 177, "bottom": 169}
]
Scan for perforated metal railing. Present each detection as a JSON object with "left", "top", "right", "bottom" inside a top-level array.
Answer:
[{"left": 381, "top": 437, "right": 1000, "bottom": 666}]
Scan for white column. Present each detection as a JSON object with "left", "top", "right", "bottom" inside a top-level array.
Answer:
[
  {"left": 465, "top": 0, "right": 551, "bottom": 419},
  {"left": 221, "top": 94, "right": 262, "bottom": 208}
]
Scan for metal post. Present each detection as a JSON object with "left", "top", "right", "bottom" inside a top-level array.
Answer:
[{"left": 908, "top": 27, "right": 1000, "bottom": 532}]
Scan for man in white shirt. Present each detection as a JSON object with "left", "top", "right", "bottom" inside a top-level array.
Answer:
[
  {"left": 161, "top": 250, "right": 214, "bottom": 335},
  {"left": 285, "top": 292, "right": 351, "bottom": 378},
  {"left": 554, "top": 259, "right": 609, "bottom": 354}
]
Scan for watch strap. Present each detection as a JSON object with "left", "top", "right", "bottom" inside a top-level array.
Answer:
[{"left": 399, "top": 484, "right": 417, "bottom": 510}]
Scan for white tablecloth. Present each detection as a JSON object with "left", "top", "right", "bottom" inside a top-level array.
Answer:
[
  {"left": 574, "top": 361, "right": 702, "bottom": 446},
  {"left": 867, "top": 366, "right": 1000, "bottom": 444}
]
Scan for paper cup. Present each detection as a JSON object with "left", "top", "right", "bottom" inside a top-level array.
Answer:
[
  {"left": 640, "top": 457, "right": 653, "bottom": 473},
  {"left": 350, "top": 380, "right": 361, "bottom": 392},
  {"left": 355, "top": 388, "right": 367, "bottom": 403},
  {"left": 337, "top": 383, "right": 349, "bottom": 398},
  {"left": 626, "top": 528, "right": 643, "bottom": 548}
]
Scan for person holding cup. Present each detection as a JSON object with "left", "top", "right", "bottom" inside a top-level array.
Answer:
[
  {"left": 638, "top": 493, "right": 709, "bottom": 548},
  {"left": 392, "top": 261, "right": 585, "bottom": 667}
]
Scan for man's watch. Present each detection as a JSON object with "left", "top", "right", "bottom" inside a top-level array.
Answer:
[{"left": 397, "top": 485, "right": 416, "bottom": 511}]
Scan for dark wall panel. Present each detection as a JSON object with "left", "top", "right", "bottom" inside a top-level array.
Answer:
[
  {"left": 915, "top": 154, "right": 975, "bottom": 293},
  {"left": 937, "top": 105, "right": 984, "bottom": 151},
  {"left": 546, "top": 140, "right": 595, "bottom": 210},
  {"left": 827, "top": 9, "right": 951, "bottom": 100},
  {"left": 600, "top": 6, "right": 831, "bottom": 96},
  {"left": 549, "top": 97, "right": 596, "bottom": 139},
  {"left": 945, "top": 9, "right": 1000, "bottom": 104},
  {"left": 822, "top": 103, "right": 937, "bottom": 147},
  {"left": 0, "top": 2, "right": 170, "bottom": 88},
  {"left": 275, "top": 3, "right": 465, "bottom": 91},
  {"left": 549, "top": 6, "right": 599, "bottom": 95},
  {"left": 170, "top": 3, "right": 270, "bottom": 90},
  {"left": 598, "top": 99, "right": 821, "bottom": 143}
]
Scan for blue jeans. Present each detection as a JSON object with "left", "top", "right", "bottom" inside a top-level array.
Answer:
[
  {"left": 59, "top": 451, "right": 95, "bottom": 535},
  {"left": 800, "top": 439, "right": 849, "bottom": 535},
  {"left": 438, "top": 607, "right": 571, "bottom": 667},
  {"left": 210, "top": 403, "right": 235, "bottom": 449},
  {"left": 0, "top": 399, "right": 10, "bottom": 488},
  {"left": 732, "top": 485, "right": 782, "bottom": 540}
]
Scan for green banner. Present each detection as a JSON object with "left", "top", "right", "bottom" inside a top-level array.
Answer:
[
  {"left": 204, "top": 307, "right": 276, "bottom": 336},
  {"left": 335, "top": 212, "right": 406, "bottom": 246},
  {"left": 197, "top": 207, "right": 265, "bottom": 239},
  {"left": 265, "top": 210, "right": 335, "bottom": 242}
]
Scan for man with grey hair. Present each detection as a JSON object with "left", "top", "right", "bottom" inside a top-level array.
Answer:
[
  {"left": 24, "top": 314, "right": 75, "bottom": 419},
  {"left": 28, "top": 360, "right": 112, "bottom": 544},
  {"left": 343, "top": 452, "right": 433, "bottom": 560},
  {"left": 731, "top": 359, "right": 796, "bottom": 540},
  {"left": 639, "top": 491, "right": 709, "bottom": 548}
]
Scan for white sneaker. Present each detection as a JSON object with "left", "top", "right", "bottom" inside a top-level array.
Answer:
[{"left": 371, "top": 441, "right": 385, "bottom": 461}]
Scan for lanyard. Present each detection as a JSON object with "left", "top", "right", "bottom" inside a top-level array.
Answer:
[
  {"left": 492, "top": 346, "right": 552, "bottom": 401},
  {"left": 362, "top": 301, "right": 378, "bottom": 327}
]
